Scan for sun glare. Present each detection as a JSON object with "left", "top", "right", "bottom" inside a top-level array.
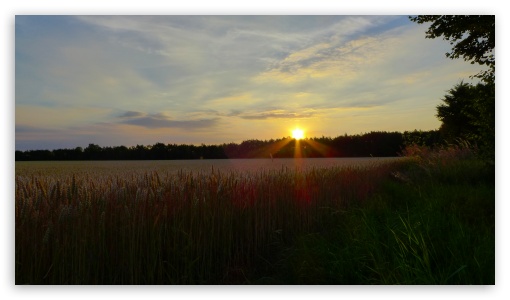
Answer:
[{"left": 292, "top": 128, "right": 305, "bottom": 140}]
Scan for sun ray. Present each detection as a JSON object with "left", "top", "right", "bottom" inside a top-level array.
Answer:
[{"left": 303, "top": 139, "right": 337, "bottom": 157}]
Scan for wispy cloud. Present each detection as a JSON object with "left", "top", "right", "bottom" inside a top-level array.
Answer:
[
  {"left": 117, "top": 111, "right": 220, "bottom": 129},
  {"left": 235, "top": 109, "right": 315, "bottom": 120},
  {"left": 118, "top": 111, "right": 144, "bottom": 118},
  {"left": 15, "top": 15, "right": 487, "bottom": 150}
]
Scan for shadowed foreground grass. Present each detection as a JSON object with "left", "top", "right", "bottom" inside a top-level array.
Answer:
[
  {"left": 255, "top": 161, "right": 494, "bottom": 284},
  {"left": 15, "top": 150, "right": 494, "bottom": 284}
]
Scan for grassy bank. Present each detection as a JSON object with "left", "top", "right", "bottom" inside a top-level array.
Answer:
[{"left": 15, "top": 149, "right": 494, "bottom": 284}]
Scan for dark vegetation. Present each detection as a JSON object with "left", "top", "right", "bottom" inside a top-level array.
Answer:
[
  {"left": 410, "top": 15, "right": 495, "bottom": 163},
  {"left": 15, "top": 130, "right": 440, "bottom": 161},
  {"left": 15, "top": 145, "right": 495, "bottom": 284}
]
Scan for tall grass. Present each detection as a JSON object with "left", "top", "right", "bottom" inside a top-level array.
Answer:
[
  {"left": 261, "top": 144, "right": 494, "bottom": 284},
  {"left": 15, "top": 150, "right": 494, "bottom": 284},
  {"left": 16, "top": 161, "right": 400, "bottom": 284}
]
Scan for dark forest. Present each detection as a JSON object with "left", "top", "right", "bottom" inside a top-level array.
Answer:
[{"left": 15, "top": 130, "right": 441, "bottom": 161}]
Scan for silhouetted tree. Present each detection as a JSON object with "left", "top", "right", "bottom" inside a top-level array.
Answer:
[
  {"left": 150, "top": 143, "right": 168, "bottom": 160},
  {"left": 436, "top": 82, "right": 494, "bottom": 158},
  {"left": 436, "top": 82, "right": 478, "bottom": 142},
  {"left": 410, "top": 15, "right": 495, "bottom": 83},
  {"left": 403, "top": 130, "right": 442, "bottom": 148},
  {"left": 471, "top": 81, "right": 495, "bottom": 160},
  {"left": 84, "top": 143, "right": 102, "bottom": 160},
  {"left": 410, "top": 15, "right": 495, "bottom": 162}
]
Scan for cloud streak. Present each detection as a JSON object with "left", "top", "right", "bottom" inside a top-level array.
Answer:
[
  {"left": 117, "top": 111, "right": 220, "bottom": 129},
  {"left": 234, "top": 109, "right": 315, "bottom": 120}
]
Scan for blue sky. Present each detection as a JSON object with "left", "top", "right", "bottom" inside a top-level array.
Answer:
[{"left": 15, "top": 15, "right": 487, "bottom": 150}]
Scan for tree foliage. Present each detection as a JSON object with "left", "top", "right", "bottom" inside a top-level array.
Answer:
[
  {"left": 411, "top": 15, "right": 495, "bottom": 162},
  {"left": 435, "top": 81, "right": 495, "bottom": 159},
  {"left": 409, "top": 15, "right": 495, "bottom": 83},
  {"left": 436, "top": 82, "right": 479, "bottom": 141},
  {"left": 436, "top": 82, "right": 495, "bottom": 157}
]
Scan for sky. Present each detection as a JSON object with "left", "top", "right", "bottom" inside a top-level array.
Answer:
[{"left": 14, "top": 14, "right": 489, "bottom": 151}]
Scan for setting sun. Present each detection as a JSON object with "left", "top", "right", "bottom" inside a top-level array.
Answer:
[{"left": 292, "top": 128, "right": 305, "bottom": 140}]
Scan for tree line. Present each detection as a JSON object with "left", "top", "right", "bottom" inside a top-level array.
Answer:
[{"left": 15, "top": 130, "right": 441, "bottom": 161}]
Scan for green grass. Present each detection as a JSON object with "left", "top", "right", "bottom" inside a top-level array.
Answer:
[
  {"left": 251, "top": 151, "right": 494, "bottom": 284},
  {"left": 15, "top": 151, "right": 494, "bottom": 284}
]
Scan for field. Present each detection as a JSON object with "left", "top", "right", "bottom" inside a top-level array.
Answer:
[{"left": 15, "top": 149, "right": 495, "bottom": 284}]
